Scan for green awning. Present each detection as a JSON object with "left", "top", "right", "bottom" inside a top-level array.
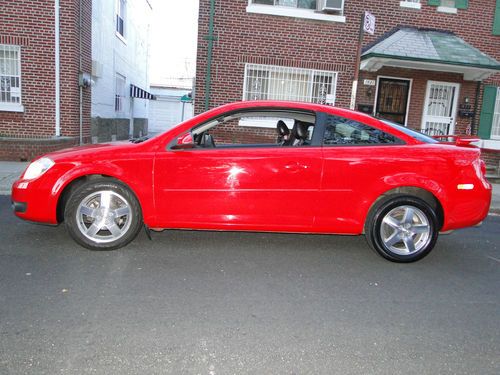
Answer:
[{"left": 361, "top": 27, "right": 500, "bottom": 81}]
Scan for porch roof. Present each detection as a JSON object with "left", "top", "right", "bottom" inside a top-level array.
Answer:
[{"left": 361, "top": 27, "right": 500, "bottom": 81}]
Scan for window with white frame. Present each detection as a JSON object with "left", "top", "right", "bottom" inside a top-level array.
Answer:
[
  {"left": 492, "top": 88, "right": 500, "bottom": 140},
  {"left": 248, "top": 0, "right": 345, "bottom": 22},
  {"left": 253, "top": 0, "right": 317, "bottom": 9},
  {"left": 0, "top": 44, "right": 22, "bottom": 111},
  {"left": 243, "top": 64, "right": 337, "bottom": 105},
  {"left": 437, "top": 0, "right": 458, "bottom": 14},
  {"left": 441, "top": 0, "right": 455, "bottom": 7},
  {"left": 400, "top": 0, "right": 421, "bottom": 9},
  {"left": 115, "top": 73, "right": 126, "bottom": 112},
  {"left": 116, "top": 0, "right": 126, "bottom": 38}
]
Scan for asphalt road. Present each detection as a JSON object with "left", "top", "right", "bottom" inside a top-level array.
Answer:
[{"left": 0, "top": 196, "right": 499, "bottom": 375}]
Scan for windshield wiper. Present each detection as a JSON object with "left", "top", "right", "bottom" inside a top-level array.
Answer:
[{"left": 129, "top": 136, "right": 150, "bottom": 144}]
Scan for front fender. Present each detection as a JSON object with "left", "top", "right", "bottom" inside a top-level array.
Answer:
[{"left": 53, "top": 159, "right": 155, "bottom": 224}]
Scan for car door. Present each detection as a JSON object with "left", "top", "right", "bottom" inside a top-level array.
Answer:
[{"left": 153, "top": 111, "right": 323, "bottom": 231}]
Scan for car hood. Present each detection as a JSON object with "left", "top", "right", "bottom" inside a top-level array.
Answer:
[{"left": 41, "top": 141, "right": 135, "bottom": 162}]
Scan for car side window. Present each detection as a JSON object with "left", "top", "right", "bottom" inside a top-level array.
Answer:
[
  {"left": 323, "top": 115, "right": 401, "bottom": 146},
  {"left": 190, "top": 110, "right": 317, "bottom": 149}
]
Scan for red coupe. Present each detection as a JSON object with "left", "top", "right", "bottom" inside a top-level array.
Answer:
[{"left": 11, "top": 101, "right": 492, "bottom": 262}]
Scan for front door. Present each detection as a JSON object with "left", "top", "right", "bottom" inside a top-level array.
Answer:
[
  {"left": 153, "top": 147, "right": 321, "bottom": 231},
  {"left": 375, "top": 77, "right": 411, "bottom": 125},
  {"left": 421, "top": 81, "right": 460, "bottom": 135},
  {"left": 152, "top": 110, "right": 323, "bottom": 231}
]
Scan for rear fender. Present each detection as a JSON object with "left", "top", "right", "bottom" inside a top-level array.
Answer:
[{"left": 363, "top": 174, "right": 448, "bottom": 229}]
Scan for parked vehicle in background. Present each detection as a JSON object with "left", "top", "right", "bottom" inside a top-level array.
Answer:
[{"left": 11, "top": 101, "right": 492, "bottom": 262}]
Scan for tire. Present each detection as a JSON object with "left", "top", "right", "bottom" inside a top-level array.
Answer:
[
  {"left": 365, "top": 195, "right": 439, "bottom": 263},
  {"left": 64, "top": 178, "right": 143, "bottom": 250}
]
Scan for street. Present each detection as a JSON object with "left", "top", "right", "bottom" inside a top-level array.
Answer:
[{"left": 0, "top": 195, "right": 499, "bottom": 374}]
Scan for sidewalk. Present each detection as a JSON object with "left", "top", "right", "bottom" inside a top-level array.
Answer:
[
  {"left": 0, "top": 162, "right": 28, "bottom": 195},
  {"left": 0, "top": 161, "right": 499, "bottom": 214}
]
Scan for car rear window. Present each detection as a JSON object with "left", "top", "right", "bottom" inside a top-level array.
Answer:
[
  {"left": 324, "top": 115, "right": 402, "bottom": 146},
  {"left": 379, "top": 119, "right": 439, "bottom": 144}
]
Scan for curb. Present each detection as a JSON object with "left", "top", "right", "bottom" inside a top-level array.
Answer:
[{"left": 489, "top": 209, "right": 500, "bottom": 216}]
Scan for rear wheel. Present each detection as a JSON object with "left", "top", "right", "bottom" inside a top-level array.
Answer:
[
  {"left": 64, "top": 178, "right": 143, "bottom": 250},
  {"left": 365, "top": 195, "right": 438, "bottom": 262}
]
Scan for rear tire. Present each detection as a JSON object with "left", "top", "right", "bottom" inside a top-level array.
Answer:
[
  {"left": 64, "top": 178, "right": 143, "bottom": 250},
  {"left": 365, "top": 195, "right": 438, "bottom": 263}
]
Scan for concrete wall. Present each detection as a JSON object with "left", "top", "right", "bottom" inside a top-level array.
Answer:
[{"left": 90, "top": 117, "right": 147, "bottom": 143}]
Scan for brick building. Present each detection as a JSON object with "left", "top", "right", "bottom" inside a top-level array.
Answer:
[
  {"left": 0, "top": 0, "right": 92, "bottom": 161},
  {"left": 194, "top": 0, "right": 500, "bottom": 174}
]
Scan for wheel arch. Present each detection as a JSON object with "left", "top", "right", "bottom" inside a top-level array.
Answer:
[
  {"left": 364, "top": 186, "right": 444, "bottom": 233},
  {"left": 56, "top": 174, "right": 142, "bottom": 223}
]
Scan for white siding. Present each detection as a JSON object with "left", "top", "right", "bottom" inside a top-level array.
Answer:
[
  {"left": 91, "top": 0, "right": 152, "bottom": 119},
  {"left": 148, "top": 87, "right": 193, "bottom": 134}
]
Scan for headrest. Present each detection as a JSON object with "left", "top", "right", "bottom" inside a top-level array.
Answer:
[
  {"left": 293, "top": 121, "right": 310, "bottom": 139},
  {"left": 277, "top": 120, "right": 290, "bottom": 136}
]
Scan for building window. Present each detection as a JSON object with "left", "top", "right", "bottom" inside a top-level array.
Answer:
[
  {"left": 243, "top": 64, "right": 337, "bottom": 105},
  {"left": 115, "top": 73, "right": 126, "bottom": 112},
  {"left": 253, "top": 0, "right": 317, "bottom": 9},
  {"left": 116, "top": 0, "right": 126, "bottom": 38},
  {"left": 247, "top": 0, "right": 346, "bottom": 22},
  {"left": 428, "top": 0, "right": 468, "bottom": 13},
  {"left": 0, "top": 44, "right": 23, "bottom": 112},
  {"left": 400, "top": 0, "right": 421, "bottom": 9},
  {"left": 492, "top": 88, "right": 500, "bottom": 140},
  {"left": 494, "top": 0, "right": 500, "bottom": 36}
]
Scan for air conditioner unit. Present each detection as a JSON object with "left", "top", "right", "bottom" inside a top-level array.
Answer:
[{"left": 321, "top": 0, "right": 344, "bottom": 12}]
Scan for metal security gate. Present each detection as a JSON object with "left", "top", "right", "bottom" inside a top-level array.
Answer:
[
  {"left": 375, "top": 77, "right": 411, "bottom": 126},
  {"left": 421, "top": 81, "right": 460, "bottom": 135}
]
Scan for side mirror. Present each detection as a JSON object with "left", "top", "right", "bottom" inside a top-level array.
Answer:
[{"left": 172, "top": 132, "right": 195, "bottom": 150}]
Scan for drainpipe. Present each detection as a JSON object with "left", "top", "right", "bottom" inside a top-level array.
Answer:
[
  {"left": 204, "top": 0, "right": 215, "bottom": 112},
  {"left": 55, "top": 0, "right": 61, "bottom": 136},
  {"left": 79, "top": 0, "right": 83, "bottom": 145}
]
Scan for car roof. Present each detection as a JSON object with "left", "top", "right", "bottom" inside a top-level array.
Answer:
[{"left": 154, "top": 100, "right": 420, "bottom": 146}]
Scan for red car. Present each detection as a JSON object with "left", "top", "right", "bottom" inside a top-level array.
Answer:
[{"left": 11, "top": 101, "right": 491, "bottom": 262}]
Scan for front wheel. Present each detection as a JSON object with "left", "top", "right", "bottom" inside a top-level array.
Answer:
[
  {"left": 365, "top": 195, "right": 439, "bottom": 262},
  {"left": 64, "top": 178, "right": 143, "bottom": 250}
]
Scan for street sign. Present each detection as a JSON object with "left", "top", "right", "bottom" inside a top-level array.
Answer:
[
  {"left": 180, "top": 93, "right": 192, "bottom": 103},
  {"left": 364, "top": 11, "right": 376, "bottom": 35}
]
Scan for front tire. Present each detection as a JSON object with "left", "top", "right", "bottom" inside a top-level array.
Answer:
[
  {"left": 365, "top": 195, "right": 439, "bottom": 263},
  {"left": 64, "top": 178, "right": 143, "bottom": 250}
]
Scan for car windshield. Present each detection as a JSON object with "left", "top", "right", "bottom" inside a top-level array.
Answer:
[{"left": 379, "top": 119, "right": 439, "bottom": 144}]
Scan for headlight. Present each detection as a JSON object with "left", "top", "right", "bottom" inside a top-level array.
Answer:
[{"left": 23, "top": 157, "right": 55, "bottom": 180}]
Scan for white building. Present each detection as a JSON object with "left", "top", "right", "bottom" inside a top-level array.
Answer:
[
  {"left": 91, "top": 0, "right": 154, "bottom": 142},
  {"left": 149, "top": 84, "right": 194, "bottom": 134}
]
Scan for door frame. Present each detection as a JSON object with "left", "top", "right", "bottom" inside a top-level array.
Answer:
[
  {"left": 421, "top": 80, "right": 460, "bottom": 135},
  {"left": 373, "top": 75, "right": 413, "bottom": 126}
]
